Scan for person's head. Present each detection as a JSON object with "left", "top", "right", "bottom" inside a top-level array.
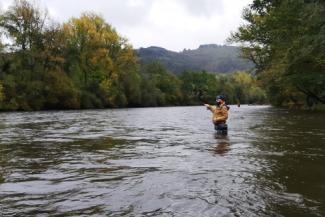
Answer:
[{"left": 216, "top": 95, "right": 226, "bottom": 106}]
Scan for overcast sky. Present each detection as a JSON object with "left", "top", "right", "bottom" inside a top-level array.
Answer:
[{"left": 1, "top": 0, "right": 252, "bottom": 51}]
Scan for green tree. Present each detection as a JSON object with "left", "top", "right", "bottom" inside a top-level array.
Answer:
[
  {"left": 180, "top": 71, "right": 218, "bottom": 105},
  {"left": 140, "top": 62, "right": 183, "bottom": 106},
  {"left": 229, "top": 0, "right": 325, "bottom": 107},
  {"left": 44, "top": 70, "right": 80, "bottom": 109},
  {"left": 0, "top": 81, "right": 4, "bottom": 104}
]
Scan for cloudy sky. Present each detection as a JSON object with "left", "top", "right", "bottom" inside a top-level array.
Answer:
[{"left": 1, "top": 0, "right": 252, "bottom": 51}]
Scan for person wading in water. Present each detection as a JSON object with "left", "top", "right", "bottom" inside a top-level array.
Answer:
[{"left": 204, "top": 95, "right": 229, "bottom": 134}]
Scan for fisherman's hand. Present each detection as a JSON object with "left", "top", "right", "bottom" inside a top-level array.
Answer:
[{"left": 204, "top": 104, "right": 210, "bottom": 110}]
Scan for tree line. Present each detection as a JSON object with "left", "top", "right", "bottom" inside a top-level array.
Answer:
[
  {"left": 229, "top": 0, "right": 325, "bottom": 108},
  {"left": 0, "top": 0, "right": 266, "bottom": 111}
]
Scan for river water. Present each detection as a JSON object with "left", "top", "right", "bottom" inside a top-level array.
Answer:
[{"left": 0, "top": 106, "right": 324, "bottom": 217}]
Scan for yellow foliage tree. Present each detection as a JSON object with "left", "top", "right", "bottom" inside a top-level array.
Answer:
[{"left": 63, "top": 13, "right": 138, "bottom": 106}]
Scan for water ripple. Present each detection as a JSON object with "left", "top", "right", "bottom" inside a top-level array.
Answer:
[{"left": 0, "top": 106, "right": 324, "bottom": 216}]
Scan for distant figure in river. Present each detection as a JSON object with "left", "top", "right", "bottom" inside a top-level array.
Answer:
[{"left": 204, "top": 95, "right": 229, "bottom": 134}]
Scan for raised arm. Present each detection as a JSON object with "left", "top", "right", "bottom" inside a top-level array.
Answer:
[
  {"left": 204, "top": 104, "right": 210, "bottom": 109},
  {"left": 204, "top": 104, "right": 215, "bottom": 113}
]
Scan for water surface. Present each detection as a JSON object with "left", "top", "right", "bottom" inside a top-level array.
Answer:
[{"left": 0, "top": 106, "right": 324, "bottom": 216}]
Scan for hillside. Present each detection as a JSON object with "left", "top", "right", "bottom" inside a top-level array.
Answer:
[{"left": 136, "top": 44, "right": 254, "bottom": 74}]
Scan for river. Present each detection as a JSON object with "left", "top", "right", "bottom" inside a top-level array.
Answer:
[{"left": 0, "top": 105, "right": 324, "bottom": 216}]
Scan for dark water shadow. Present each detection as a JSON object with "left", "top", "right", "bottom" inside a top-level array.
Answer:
[{"left": 211, "top": 133, "right": 230, "bottom": 155}]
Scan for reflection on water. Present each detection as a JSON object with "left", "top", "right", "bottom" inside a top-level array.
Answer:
[
  {"left": 0, "top": 106, "right": 324, "bottom": 216},
  {"left": 212, "top": 133, "right": 230, "bottom": 155}
]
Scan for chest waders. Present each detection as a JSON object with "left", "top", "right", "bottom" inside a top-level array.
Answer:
[{"left": 214, "top": 123, "right": 228, "bottom": 135}]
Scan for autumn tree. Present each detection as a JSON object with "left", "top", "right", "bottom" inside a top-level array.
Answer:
[{"left": 63, "top": 13, "right": 140, "bottom": 107}]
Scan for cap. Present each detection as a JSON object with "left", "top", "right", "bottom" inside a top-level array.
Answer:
[{"left": 216, "top": 95, "right": 226, "bottom": 101}]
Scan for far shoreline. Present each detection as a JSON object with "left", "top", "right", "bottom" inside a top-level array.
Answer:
[{"left": 0, "top": 104, "right": 271, "bottom": 114}]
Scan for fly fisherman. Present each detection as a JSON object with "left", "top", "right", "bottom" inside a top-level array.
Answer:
[{"left": 204, "top": 95, "right": 229, "bottom": 134}]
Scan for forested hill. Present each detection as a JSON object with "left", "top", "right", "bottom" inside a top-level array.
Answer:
[{"left": 136, "top": 44, "right": 254, "bottom": 74}]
